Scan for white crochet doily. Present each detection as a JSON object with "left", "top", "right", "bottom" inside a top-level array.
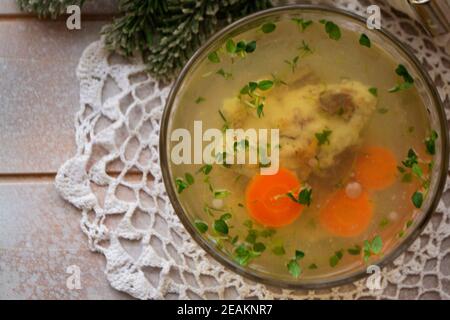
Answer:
[{"left": 55, "top": 0, "right": 450, "bottom": 299}]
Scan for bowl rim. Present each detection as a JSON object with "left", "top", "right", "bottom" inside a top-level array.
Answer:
[{"left": 159, "top": 4, "right": 449, "bottom": 290}]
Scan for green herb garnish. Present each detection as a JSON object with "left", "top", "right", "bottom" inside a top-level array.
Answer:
[
  {"left": 347, "top": 245, "right": 362, "bottom": 256},
  {"left": 412, "top": 191, "right": 424, "bottom": 208},
  {"left": 198, "top": 164, "right": 212, "bottom": 175},
  {"left": 225, "top": 38, "right": 256, "bottom": 57},
  {"left": 261, "top": 22, "right": 276, "bottom": 33},
  {"left": 359, "top": 34, "right": 371, "bottom": 48},
  {"left": 379, "top": 217, "right": 390, "bottom": 228},
  {"left": 319, "top": 19, "right": 341, "bottom": 40},
  {"left": 175, "top": 177, "right": 189, "bottom": 193},
  {"left": 207, "top": 51, "right": 220, "bottom": 63},
  {"left": 287, "top": 249, "right": 305, "bottom": 278},
  {"left": 284, "top": 56, "right": 299, "bottom": 73},
  {"left": 425, "top": 130, "right": 438, "bottom": 155},
  {"left": 214, "top": 218, "right": 229, "bottom": 235},
  {"left": 195, "top": 220, "right": 208, "bottom": 233},
  {"left": 308, "top": 263, "right": 318, "bottom": 270},
  {"left": 291, "top": 18, "right": 313, "bottom": 32},
  {"left": 329, "top": 250, "right": 344, "bottom": 267},
  {"left": 233, "top": 244, "right": 260, "bottom": 266},
  {"left": 185, "top": 173, "right": 194, "bottom": 185},
  {"left": 363, "top": 235, "right": 383, "bottom": 262},
  {"left": 195, "top": 96, "right": 205, "bottom": 104},
  {"left": 369, "top": 87, "right": 378, "bottom": 97},
  {"left": 213, "top": 189, "right": 230, "bottom": 199},
  {"left": 402, "top": 149, "right": 419, "bottom": 168},
  {"left": 287, "top": 187, "right": 312, "bottom": 206},
  {"left": 389, "top": 64, "right": 414, "bottom": 93},
  {"left": 315, "top": 129, "right": 332, "bottom": 146},
  {"left": 253, "top": 242, "right": 266, "bottom": 253},
  {"left": 298, "top": 40, "right": 313, "bottom": 56},
  {"left": 216, "top": 68, "right": 232, "bottom": 80}
]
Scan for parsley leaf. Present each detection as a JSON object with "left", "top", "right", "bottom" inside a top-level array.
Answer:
[
  {"left": 198, "top": 164, "right": 212, "bottom": 175},
  {"left": 347, "top": 245, "right": 362, "bottom": 256},
  {"left": 425, "top": 130, "right": 438, "bottom": 155},
  {"left": 363, "top": 235, "right": 383, "bottom": 262},
  {"left": 329, "top": 250, "right": 344, "bottom": 267},
  {"left": 287, "top": 187, "right": 312, "bottom": 206},
  {"left": 369, "top": 87, "right": 378, "bottom": 97},
  {"left": 287, "top": 259, "right": 301, "bottom": 278},
  {"left": 195, "top": 96, "right": 205, "bottom": 104},
  {"left": 402, "top": 148, "right": 418, "bottom": 168},
  {"left": 315, "top": 129, "right": 332, "bottom": 146},
  {"left": 194, "top": 220, "right": 208, "bottom": 233},
  {"left": 175, "top": 177, "right": 189, "bottom": 194},
  {"left": 262, "top": 22, "right": 276, "bottom": 33},
  {"left": 216, "top": 68, "right": 232, "bottom": 80},
  {"left": 214, "top": 218, "right": 229, "bottom": 235},
  {"left": 320, "top": 20, "right": 341, "bottom": 40},
  {"left": 185, "top": 173, "right": 194, "bottom": 185},
  {"left": 412, "top": 191, "right": 424, "bottom": 208},
  {"left": 284, "top": 56, "right": 299, "bottom": 73},
  {"left": 359, "top": 33, "right": 371, "bottom": 48},
  {"left": 207, "top": 51, "right": 220, "bottom": 63},
  {"left": 291, "top": 18, "right": 313, "bottom": 32}
]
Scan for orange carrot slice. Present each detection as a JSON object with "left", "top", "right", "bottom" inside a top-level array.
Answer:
[
  {"left": 355, "top": 146, "right": 397, "bottom": 190},
  {"left": 319, "top": 189, "right": 373, "bottom": 237},
  {"left": 245, "top": 168, "right": 303, "bottom": 228}
]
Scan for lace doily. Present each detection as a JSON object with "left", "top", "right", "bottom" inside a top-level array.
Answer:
[{"left": 55, "top": 0, "right": 450, "bottom": 300}]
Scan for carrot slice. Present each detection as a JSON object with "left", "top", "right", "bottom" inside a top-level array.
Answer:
[
  {"left": 355, "top": 146, "right": 397, "bottom": 190},
  {"left": 319, "top": 189, "right": 373, "bottom": 237},
  {"left": 245, "top": 168, "right": 303, "bottom": 228}
]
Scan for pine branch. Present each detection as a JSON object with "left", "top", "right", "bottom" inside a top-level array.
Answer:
[
  {"left": 17, "top": 0, "right": 273, "bottom": 81},
  {"left": 103, "top": 0, "right": 272, "bottom": 82},
  {"left": 17, "top": 0, "right": 87, "bottom": 18}
]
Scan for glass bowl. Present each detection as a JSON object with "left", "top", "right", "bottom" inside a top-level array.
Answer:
[{"left": 159, "top": 5, "right": 449, "bottom": 289}]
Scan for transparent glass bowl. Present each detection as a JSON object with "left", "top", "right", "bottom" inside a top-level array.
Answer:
[{"left": 159, "top": 5, "right": 449, "bottom": 289}]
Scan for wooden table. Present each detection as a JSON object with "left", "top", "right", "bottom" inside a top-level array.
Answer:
[{"left": 0, "top": 0, "right": 132, "bottom": 299}]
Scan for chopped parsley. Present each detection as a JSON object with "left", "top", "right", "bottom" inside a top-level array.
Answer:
[
  {"left": 195, "top": 96, "right": 205, "bottom": 104},
  {"left": 284, "top": 56, "right": 299, "bottom": 73},
  {"left": 225, "top": 38, "right": 257, "bottom": 57},
  {"left": 216, "top": 68, "right": 232, "bottom": 80},
  {"left": 261, "top": 22, "right": 276, "bottom": 33},
  {"left": 369, "top": 87, "right": 378, "bottom": 97},
  {"left": 412, "top": 191, "right": 424, "bottom": 208},
  {"left": 207, "top": 51, "right": 220, "bottom": 63},
  {"left": 175, "top": 177, "right": 189, "bottom": 193},
  {"left": 298, "top": 40, "right": 313, "bottom": 56},
  {"left": 194, "top": 220, "right": 208, "bottom": 233},
  {"left": 291, "top": 18, "right": 313, "bottom": 32},
  {"left": 213, "top": 189, "right": 230, "bottom": 199},
  {"left": 329, "top": 250, "right": 344, "bottom": 267},
  {"left": 287, "top": 187, "right": 312, "bottom": 206},
  {"left": 315, "top": 129, "right": 332, "bottom": 146},
  {"left": 363, "top": 235, "right": 383, "bottom": 262},
  {"left": 359, "top": 33, "right": 371, "bottom": 48},
  {"left": 308, "top": 263, "right": 318, "bottom": 270},
  {"left": 425, "top": 130, "right": 438, "bottom": 155},
  {"left": 347, "top": 245, "right": 362, "bottom": 256},
  {"left": 389, "top": 64, "right": 414, "bottom": 93},
  {"left": 198, "top": 164, "right": 212, "bottom": 175},
  {"left": 213, "top": 218, "right": 229, "bottom": 235},
  {"left": 319, "top": 19, "right": 341, "bottom": 40},
  {"left": 287, "top": 250, "right": 305, "bottom": 278}
]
